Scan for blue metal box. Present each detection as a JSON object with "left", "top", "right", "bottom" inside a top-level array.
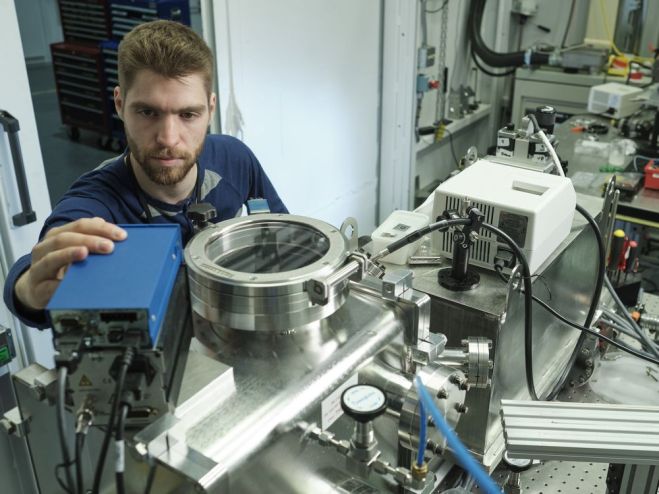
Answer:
[{"left": 48, "top": 224, "right": 182, "bottom": 346}]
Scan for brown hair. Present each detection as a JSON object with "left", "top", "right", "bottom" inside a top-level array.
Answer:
[{"left": 118, "top": 20, "right": 214, "bottom": 98}]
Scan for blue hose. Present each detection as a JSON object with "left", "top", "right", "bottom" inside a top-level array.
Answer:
[
  {"left": 414, "top": 376, "right": 502, "bottom": 494},
  {"left": 417, "top": 399, "right": 427, "bottom": 467}
]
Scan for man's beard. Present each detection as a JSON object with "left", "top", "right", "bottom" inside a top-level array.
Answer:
[{"left": 126, "top": 132, "right": 201, "bottom": 186}]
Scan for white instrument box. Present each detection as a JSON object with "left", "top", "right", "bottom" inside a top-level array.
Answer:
[{"left": 431, "top": 159, "right": 576, "bottom": 274}]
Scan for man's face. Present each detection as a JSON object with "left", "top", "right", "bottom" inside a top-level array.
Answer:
[{"left": 114, "top": 70, "right": 216, "bottom": 186}]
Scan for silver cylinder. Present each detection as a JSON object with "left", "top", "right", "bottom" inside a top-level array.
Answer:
[
  {"left": 353, "top": 422, "right": 375, "bottom": 448},
  {"left": 185, "top": 214, "right": 350, "bottom": 331}
]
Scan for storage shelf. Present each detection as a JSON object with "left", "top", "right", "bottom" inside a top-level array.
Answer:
[{"left": 416, "top": 103, "right": 491, "bottom": 154}]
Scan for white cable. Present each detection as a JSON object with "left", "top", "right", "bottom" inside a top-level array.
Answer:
[
  {"left": 538, "top": 129, "right": 564, "bottom": 177},
  {"left": 223, "top": 0, "right": 244, "bottom": 139}
]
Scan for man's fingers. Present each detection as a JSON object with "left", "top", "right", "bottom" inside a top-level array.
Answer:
[
  {"left": 55, "top": 265, "right": 67, "bottom": 281},
  {"left": 30, "top": 280, "right": 63, "bottom": 310},
  {"left": 33, "top": 231, "right": 117, "bottom": 261},
  {"left": 30, "top": 246, "right": 88, "bottom": 283},
  {"left": 45, "top": 217, "right": 127, "bottom": 242}
]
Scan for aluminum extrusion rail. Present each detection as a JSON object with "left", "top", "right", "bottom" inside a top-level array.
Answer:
[{"left": 500, "top": 400, "right": 659, "bottom": 465}]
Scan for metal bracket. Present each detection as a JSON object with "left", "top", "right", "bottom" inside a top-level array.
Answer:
[
  {"left": 340, "top": 217, "right": 359, "bottom": 252},
  {"left": 306, "top": 251, "right": 385, "bottom": 306},
  {"left": 0, "top": 407, "right": 30, "bottom": 437},
  {"left": 411, "top": 332, "right": 447, "bottom": 367},
  {"left": 381, "top": 269, "right": 414, "bottom": 300},
  {"left": 306, "top": 259, "right": 362, "bottom": 306}
]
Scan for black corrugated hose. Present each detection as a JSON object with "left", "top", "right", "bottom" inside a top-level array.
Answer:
[{"left": 468, "top": 0, "right": 550, "bottom": 68}]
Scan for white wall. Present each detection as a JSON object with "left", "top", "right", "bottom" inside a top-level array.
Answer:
[
  {"left": 14, "top": 0, "right": 63, "bottom": 65},
  {"left": 413, "top": 0, "right": 504, "bottom": 199},
  {"left": 212, "top": 0, "right": 382, "bottom": 234},
  {"left": 1, "top": 0, "right": 54, "bottom": 369}
]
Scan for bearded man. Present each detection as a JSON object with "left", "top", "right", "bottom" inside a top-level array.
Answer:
[{"left": 4, "top": 20, "right": 287, "bottom": 328}]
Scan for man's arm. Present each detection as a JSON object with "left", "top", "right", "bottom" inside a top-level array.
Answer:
[
  {"left": 242, "top": 143, "right": 288, "bottom": 214},
  {"left": 3, "top": 196, "right": 128, "bottom": 328}
]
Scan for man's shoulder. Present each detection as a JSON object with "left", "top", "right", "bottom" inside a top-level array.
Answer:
[
  {"left": 202, "top": 134, "right": 256, "bottom": 159},
  {"left": 93, "top": 153, "right": 125, "bottom": 172},
  {"left": 200, "top": 135, "right": 260, "bottom": 177},
  {"left": 67, "top": 154, "right": 129, "bottom": 195}
]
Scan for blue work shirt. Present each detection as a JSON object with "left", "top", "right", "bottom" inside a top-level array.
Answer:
[{"left": 3, "top": 134, "right": 287, "bottom": 329}]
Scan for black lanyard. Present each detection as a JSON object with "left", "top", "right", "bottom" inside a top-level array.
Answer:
[{"left": 125, "top": 153, "right": 202, "bottom": 223}]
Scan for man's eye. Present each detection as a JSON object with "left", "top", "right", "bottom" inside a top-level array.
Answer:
[
  {"left": 139, "top": 109, "right": 156, "bottom": 118},
  {"left": 180, "top": 112, "right": 196, "bottom": 120}
]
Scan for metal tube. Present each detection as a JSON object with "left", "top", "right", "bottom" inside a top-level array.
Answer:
[
  {"left": 359, "top": 359, "right": 413, "bottom": 414},
  {"left": 353, "top": 422, "right": 374, "bottom": 449},
  {"left": 195, "top": 314, "right": 405, "bottom": 488}
]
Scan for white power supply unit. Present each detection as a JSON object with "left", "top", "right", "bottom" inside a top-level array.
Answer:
[
  {"left": 431, "top": 160, "right": 576, "bottom": 274},
  {"left": 587, "top": 82, "right": 644, "bottom": 119}
]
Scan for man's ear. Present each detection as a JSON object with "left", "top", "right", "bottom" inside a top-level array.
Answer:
[
  {"left": 209, "top": 92, "right": 217, "bottom": 116},
  {"left": 114, "top": 86, "right": 124, "bottom": 120}
]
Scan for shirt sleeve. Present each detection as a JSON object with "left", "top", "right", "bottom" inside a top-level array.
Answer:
[
  {"left": 2, "top": 196, "right": 115, "bottom": 329},
  {"left": 242, "top": 144, "right": 288, "bottom": 214},
  {"left": 2, "top": 253, "right": 50, "bottom": 329}
]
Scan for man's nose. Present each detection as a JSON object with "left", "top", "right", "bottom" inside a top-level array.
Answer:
[{"left": 155, "top": 115, "right": 180, "bottom": 148}]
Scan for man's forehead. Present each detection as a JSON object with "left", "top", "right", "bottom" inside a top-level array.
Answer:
[{"left": 124, "top": 71, "right": 209, "bottom": 109}]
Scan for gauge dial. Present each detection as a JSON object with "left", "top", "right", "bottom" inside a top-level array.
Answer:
[{"left": 341, "top": 384, "right": 387, "bottom": 423}]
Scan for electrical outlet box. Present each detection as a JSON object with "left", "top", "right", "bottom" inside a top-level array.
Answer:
[{"left": 418, "top": 45, "right": 436, "bottom": 69}]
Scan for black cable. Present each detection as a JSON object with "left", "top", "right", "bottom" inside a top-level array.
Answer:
[
  {"left": 494, "top": 204, "right": 606, "bottom": 399},
  {"left": 426, "top": 0, "right": 448, "bottom": 13},
  {"left": 544, "top": 203, "right": 606, "bottom": 400},
  {"left": 444, "top": 127, "right": 460, "bottom": 167},
  {"left": 55, "top": 460, "right": 75, "bottom": 494},
  {"left": 495, "top": 265, "right": 552, "bottom": 300},
  {"left": 470, "top": 49, "right": 516, "bottom": 77},
  {"left": 561, "top": 0, "right": 576, "bottom": 48},
  {"left": 532, "top": 296, "right": 659, "bottom": 366},
  {"left": 57, "top": 366, "right": 75, "bottom": 494},
  {"left": 468, "top": 0, "right": 549, "bottom": 67},
  {"left": 92, "top": 347, "right": 134, "bottom": 494},
  {"left": 144, "top": 461, "right": 157, "bottom": 494},
  {"left": 481, "top": 222, "right": 537, "bottom": 400},
  {"left": 115, "top": 404, "right": 130, "bottom": 494},
  {"left": 75, "top": 432, "right": 85, "bottom": 494},
  {"left": 379, "top": 217, "right": 472, "bottom": 256},
  {"left": 376, "top": 212, "right": 537, "bottom": 399}
]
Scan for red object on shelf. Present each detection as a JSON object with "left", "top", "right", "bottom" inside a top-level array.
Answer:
[{"left": 645, "top": 160, "right": 659, "bottom": 190}]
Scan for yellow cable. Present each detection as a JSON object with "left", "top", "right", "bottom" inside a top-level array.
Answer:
[
  {"left": 598, "top": 0, "right": 624, "bottom": 57},
  {"left": 616, "top": 214, "right": 659, "bottom": 229}
]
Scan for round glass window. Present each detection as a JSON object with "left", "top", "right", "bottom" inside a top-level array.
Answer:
[{"left": 207, "top": 222, "right": 331, "bottom": 274}]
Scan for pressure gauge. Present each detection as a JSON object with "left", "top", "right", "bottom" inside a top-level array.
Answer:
[{"left": 341, "top": 384, "right": 387, "bottom": 423}]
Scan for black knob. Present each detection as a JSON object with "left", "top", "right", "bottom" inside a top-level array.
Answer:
[
  {"left": 341, "top": 384, "right": 387, "bottom": 423},
  {"left": 187, "top": 202, "right": 217, "bottom": 228},
  {"left": 534, "top": 105, "right": 556, "bottom": 134}
]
